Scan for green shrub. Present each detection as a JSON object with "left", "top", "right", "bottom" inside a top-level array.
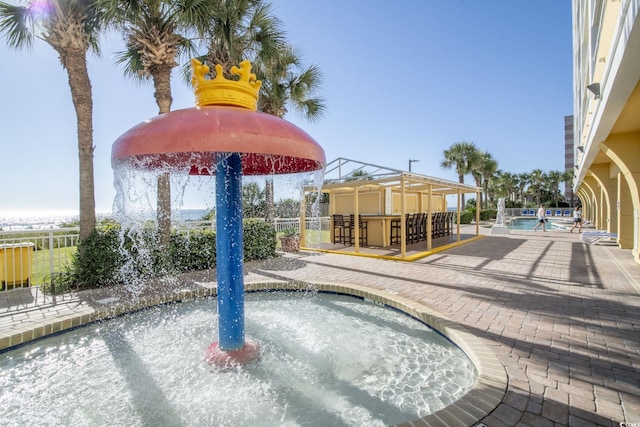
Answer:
[
  {"left": 72, "top": 223, "right": 166, "bottom": 288},
  {"left": 41, "top": 267, "right": 76, "bottom": 294},
  {"left": 480, "top": 209, "right": 496, "bottom": 221},
  {"left": 69, "top": 219, "right": 277, "bottom": 289},
  {"left": 115, "top": 223, "right": 169, "bottom": 281},
  {"left": 73, "top": 225, "right": 125, "bottom": 288},
  {"left": 459, "top": 210, "right": 474, "bottom": 224},
  {"left": 243, "top": 219, "right": 276, "bottom": 260},
  {"left": 464, "top": 208, "right": 496, "bottom": 221},
  {"left": 169, "top": 230, "right": 216, "bottom": 272}
]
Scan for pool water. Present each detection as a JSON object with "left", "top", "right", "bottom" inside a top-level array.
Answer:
[
  {"left": 508, "top": 217, "right": 566, "bottom": 231},
  {"left": 0, "top": 292, "right": 477, "bottom": 427}
]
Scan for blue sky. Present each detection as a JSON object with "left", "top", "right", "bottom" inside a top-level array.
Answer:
[{"left": 0, "top": 0, "right": 572, "bottom": 213}]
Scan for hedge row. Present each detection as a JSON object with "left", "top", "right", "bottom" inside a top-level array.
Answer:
[{"left": 66, "top": 219, "right": 276, "bottom": 290}]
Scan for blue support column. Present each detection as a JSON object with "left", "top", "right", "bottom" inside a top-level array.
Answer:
[{"left": 215, "top": 153, "right": 245, "bottom": 351}]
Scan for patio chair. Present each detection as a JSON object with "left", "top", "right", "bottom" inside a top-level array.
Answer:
[
  {"left": 554, "top": 210, "right": 562, "bottom": 216},
  {"left": 563, "top": 209, "right": 571, "bottom": 216},
  {"left": 528, "top": 210, "right": 535, "bottom": 216},
  {"left": 581, "top": 231, "right": 617, "bottom": 245},
  {"left": 521, "top": 210, "right": 528, "bottom": 216},
  {"left": 545, "top": 209, "right": 552, "bottom": 217}
]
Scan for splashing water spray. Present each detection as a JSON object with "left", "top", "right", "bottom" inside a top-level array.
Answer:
[{"left": 112, "top": 59, "right": 325, "bottom": 367}]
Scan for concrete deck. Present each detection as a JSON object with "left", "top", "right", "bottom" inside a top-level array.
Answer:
[{"left": 1, "top": 225, "right": 639, "bottom": 426}]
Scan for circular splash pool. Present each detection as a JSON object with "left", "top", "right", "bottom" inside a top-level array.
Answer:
[{"left": 0, "top": 292, "right": 477, "bottom": 426}]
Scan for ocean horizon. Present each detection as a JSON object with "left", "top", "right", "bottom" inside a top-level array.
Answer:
[{"left": 0, "top": 209, "right": 211, "bottom": 231}]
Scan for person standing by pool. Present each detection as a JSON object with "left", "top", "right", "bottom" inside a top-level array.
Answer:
[
  {"left": 570, "top": 206, "right": 583, "bottom": 233},
  {"left": 533, "top": 204, "right": 546, "bottom": 231}
]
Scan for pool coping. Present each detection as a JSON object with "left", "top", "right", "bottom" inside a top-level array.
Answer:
[{"left": 1, "top": 280, "right": 507, "bottom": 427}]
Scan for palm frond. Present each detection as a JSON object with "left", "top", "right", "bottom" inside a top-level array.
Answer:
[
  {"left": 0, "top": 2, "right": 36, "bottom": 50},
  {"left": 113, "top": 44, "right": 147, "bottom": 81}
]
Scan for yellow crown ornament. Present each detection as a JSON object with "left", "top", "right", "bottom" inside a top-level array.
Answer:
[{"left": 191, "top": 59, "right": 262, "bottom": 111}]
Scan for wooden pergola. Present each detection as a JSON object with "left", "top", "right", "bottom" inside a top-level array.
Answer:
[{"left": 302, "top": 158, "right": 482, "bottom": 259}]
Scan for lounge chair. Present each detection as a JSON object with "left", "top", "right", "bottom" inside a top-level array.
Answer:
[
  {"left": 521, "top": 210, "right": 528, "bottom": 216},
  {"left": 581, "top": 231, "right": 617, "bottom": 245},
  {"left": 545, "top": 209, "right": 552, "bottom": 216},
  {"left": 554, "top": 210, "right": 562, "bottom": 216},
  {"left": 563, "top": 209, "right": 571, "bottom": 216},
  {"left": 528, "top": 209, "right": 535, "bottom": 216}
]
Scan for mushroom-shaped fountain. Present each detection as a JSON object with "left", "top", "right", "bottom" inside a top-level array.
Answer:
[{"left": 112, "top": 59, "right": 325, "bottom": 367}]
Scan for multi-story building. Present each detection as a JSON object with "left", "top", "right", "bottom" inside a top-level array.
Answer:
[
  {"left": 572, "top": 0, "right": 640, "bottom": 264},
  {"left": 564, "top": 115, "right": 575, "bottom": 203}
]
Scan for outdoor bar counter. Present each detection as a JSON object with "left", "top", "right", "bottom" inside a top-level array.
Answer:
[
  {"left": 358, "top": 214, "right": 399, "bottom": 247},
  {"left": 337, "top": 213, "right": 455, "bottom": 248}
]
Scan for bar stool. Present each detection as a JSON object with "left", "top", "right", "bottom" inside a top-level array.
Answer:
[
  {"left": 349, "top": 214, "right": 368, "bottom": 246},
  {"left": 445, "top": 211, "right": 454, "bottom": 235},
  {"left": 390, "top": 217, "right": 401, "bottom": 245},
  {"left": 415, "top": 212, "right": 426, "bottom": 242},
  {"left": 332, "top": 214, "right": 349, "bottom": 244},
  {"left": 442, "top": 211, "right": 449, "bottom": 236},
  {"left": 430, "top": 212, "right": 437, "bottom": 239},
  {"left": 405, "top": 213, "right": 416, "bottom": 244}
]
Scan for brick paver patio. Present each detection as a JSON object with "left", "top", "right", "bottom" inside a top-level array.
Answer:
[{"left": 1, "top": 226, "right": 639, "bottom": 426}]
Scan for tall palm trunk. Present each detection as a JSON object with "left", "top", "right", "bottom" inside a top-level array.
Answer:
[
  {"left": 458, "top": 173, "right": 466, "bottom": 207},
  {"left": 472, "top": 174, "right": 482, "bottom": 209},
  {"left": 153, "top": 65, "right": 173, "bottom": 246},
  {"left": 59, "top": 48, "right": 96, "bottom": 240},
  {"left": 265, "top": 179, "right": 274, "bottom": 222}
]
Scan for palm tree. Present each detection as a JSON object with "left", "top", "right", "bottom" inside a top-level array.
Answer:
[
  {"left": 469, "top": 150, "right": 498, "bottom": 209},
  {"left": 547, "top": 170, "right": 563, "bottom": 208},
  {"left": 256, "top": 44, "right": 325, "bottom": 121},
  {"left": 478, "top": 151, "right": 498, "bottom": 209},
  {"left": 101, "top": 0, "right": 203, "bottom": 246},
  {"left": 0, "top": 0, "right": 100, "bottom": 240},
  {"left": 198, "top": 0, "right": 284, "bottom": 225},
  {"left": 0, "top": 0, "right": 101, "bottom": 240},
  {"left": 255, "top": 44, "right": 325, "bottom": 222},
  {"left": 345, "top": 170, "right": 372, "bottom": 181},
  {"left": 440, "top": 141, "right": 480, "bottom": 206},
  {"left": 516, "top": 172, "right": 530, "bottom": 206},
  {"left": 199, "top": 0, "right": 285, "bottom": 77},
  {"left": 242, "top": 182, "right": 266, "bottom": 218},
  {"left": 495, "top": 171, "right": 518, "bottom": 203},
  {"left": 528, "top": 169, "right": 547, "bottom": 206},
  {"left": 562, "top": 169, "right": 575, "bottom": 207},
  {"left": 470, "top": 166, "right": 483, "bottom": 206},
  {"left": 199, "top": 0, "right": 324, "bottom": 223}
]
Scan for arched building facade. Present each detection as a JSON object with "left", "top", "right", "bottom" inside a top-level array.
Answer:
[{"left": 572, "top": 0, "right": 640, "bottom": 264}]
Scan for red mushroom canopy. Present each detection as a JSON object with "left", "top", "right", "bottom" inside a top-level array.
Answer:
[{"left": 111, "top": 105, "right": 325, "bottom": 176}]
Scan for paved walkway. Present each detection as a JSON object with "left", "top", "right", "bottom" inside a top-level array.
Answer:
[{"left": 1, "top": 226, "right": 639, "bottom": 426}]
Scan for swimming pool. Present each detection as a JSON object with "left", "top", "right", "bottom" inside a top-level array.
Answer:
[{"left": 508, "top": 217, "right": 566, "bottom": 231}]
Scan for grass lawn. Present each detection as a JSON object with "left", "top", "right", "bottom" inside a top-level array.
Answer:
[{"left": 30, "top": 246, "right": 76, "bottom": 286}]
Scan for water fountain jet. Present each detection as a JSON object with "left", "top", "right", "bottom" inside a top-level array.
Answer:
[{"left": 112, "top": 59, "right": 325, "bottom": 366}]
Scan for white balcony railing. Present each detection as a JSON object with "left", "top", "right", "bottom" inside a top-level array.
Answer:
[{"left": 0, "top": 218, "right": 330, "bottom": 298}]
